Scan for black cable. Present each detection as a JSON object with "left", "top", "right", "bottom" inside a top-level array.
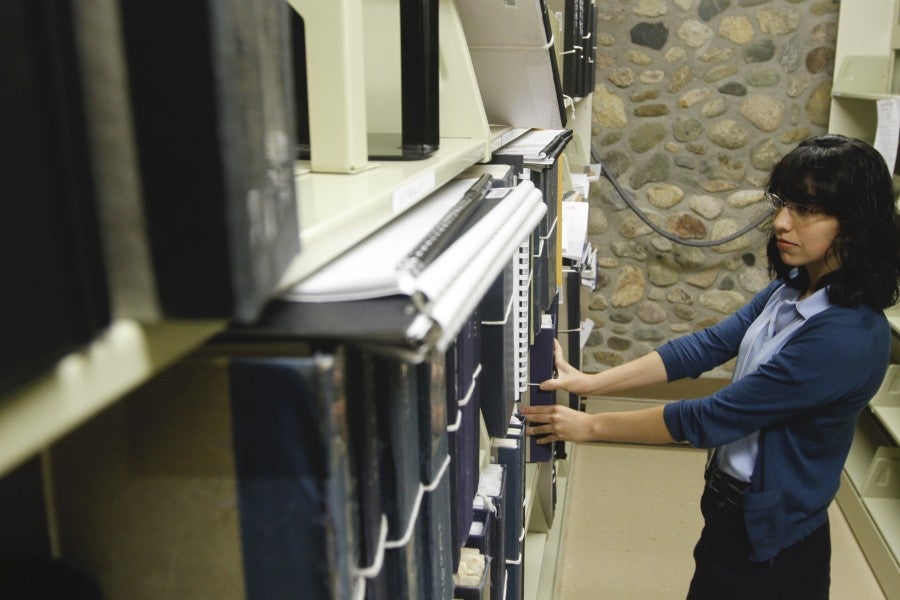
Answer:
[{"left": 600, "top": 165, "right": 772, "bottom": 248}]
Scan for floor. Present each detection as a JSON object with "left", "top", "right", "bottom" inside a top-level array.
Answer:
[{"left": 553, "top": 398, "right": 888, "bottom": 600}]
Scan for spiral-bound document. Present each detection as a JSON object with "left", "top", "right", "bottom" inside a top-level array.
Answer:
[{"left": 264, "top": 178, "right": 547, "bottom": 354}]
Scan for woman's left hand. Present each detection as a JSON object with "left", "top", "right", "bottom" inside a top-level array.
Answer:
[{"left": 519, "top": 404, "right": 597, "bottom": 444}]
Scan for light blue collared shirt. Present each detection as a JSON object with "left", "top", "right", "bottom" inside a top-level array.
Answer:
[{"left": 716, "top": 284, "right": 834, "bottom": 481}]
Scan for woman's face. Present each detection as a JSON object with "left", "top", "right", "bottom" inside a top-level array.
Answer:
[{"left": 771, "top": 199, "right": 841, "bottom": 288}]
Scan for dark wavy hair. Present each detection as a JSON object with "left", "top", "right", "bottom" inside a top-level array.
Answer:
[{"left": 766, "top": 134, "right": 900, "bottom": 310}]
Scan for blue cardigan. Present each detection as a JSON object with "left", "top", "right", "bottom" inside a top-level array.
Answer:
[{"left": 660, "top": 281, "right": 891, "bottom": 561}]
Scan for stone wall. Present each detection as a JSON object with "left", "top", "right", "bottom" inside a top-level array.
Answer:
[{"left": 582, "top": 0, "right": 838, "bottom": 375}]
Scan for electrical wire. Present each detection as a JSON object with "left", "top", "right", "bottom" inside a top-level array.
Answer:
[{"left": 599, "top": 164, "right": 773, "bottom": 248}]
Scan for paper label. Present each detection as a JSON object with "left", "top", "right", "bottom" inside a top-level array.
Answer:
[{"left": 392, "top": 171, "right": 437, "bottom": 213}]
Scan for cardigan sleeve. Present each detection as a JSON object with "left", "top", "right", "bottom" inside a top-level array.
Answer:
[
  {"left": 656, "top": 281, "right": 780, "bottom": 382},
  {"left": 663, "top": 307, "right": 889, "bottom": 447}
]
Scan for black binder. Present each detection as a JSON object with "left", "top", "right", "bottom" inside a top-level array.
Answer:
[
  {"left": 118, "top": 0, "right": 299, "bottom": 321},
  {"left": 584, "top": 0, "right": 598, "bottom": 93},
  {"left": 396, "top": 0, "right": 440, "bottom": 159},
  {"left": 1, "top": 0, "right": 111, "bottom": 396},
  {"left": 562, "top": 0, "right": 582, "bottom": 97}
]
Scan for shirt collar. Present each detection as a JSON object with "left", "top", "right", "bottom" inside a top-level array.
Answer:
[
  {"left": 776, "top": 284, "right": 831, "bottom": 321},
  {"left": 797, "top": 286, "right": 832, "bottom": 319}
]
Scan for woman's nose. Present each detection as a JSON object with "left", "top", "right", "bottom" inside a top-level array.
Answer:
[{"left": 772, "top": 205, "right": 792, "bottom": 230}]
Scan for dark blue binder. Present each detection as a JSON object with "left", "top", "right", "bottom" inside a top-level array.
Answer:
[
  {"left": 527, "top": 312, "right": 557, "bottom": 463},
  {"left": 474, "top": 464, "right": 507, "bottom": 600},
  {"left": 448, "top": 312, "right": 483, "bottom": 571},
  {"left": 495, "top": 425, "right": 525, "bottom": 598},
  {"left": 417, "top": 358, "right": 455, "bottom": 600},
  {"left": 228, "top": 353, "right": 357, "bottom": 600},
  {"left": 493, "top": 427, "right": 525, "bottom": 576},
  {"left": 372, "top": 354, "right": 424, "bottom": 600},
  {"left": 479, "top": 264, "right": 519, "bottom": 438},
  {"left": 345, "top": 348, "right": 389, "bottom": 600},
  {"left": 565, "top": 268, "right": 582, "bottom": 410}
]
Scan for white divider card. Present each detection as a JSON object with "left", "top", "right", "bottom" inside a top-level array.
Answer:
[
  {"left": 874, "top": 97, "right": 900, "bottom": 172},
  {"left": 561, "top": 200, "right": 588, "bottom": 260}
]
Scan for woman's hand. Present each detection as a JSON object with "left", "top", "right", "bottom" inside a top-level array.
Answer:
[
  {"left": 519, "top": 404, "right": 597, "bottom": 444},
  {"left": 521, "top": 404, "right": 675, "bottom": 445},
  {"left": 538, "top": 339, "right": 592, "bottom": 395}
]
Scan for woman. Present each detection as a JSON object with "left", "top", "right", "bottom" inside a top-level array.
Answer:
[{"left": 521, "top": 134, "right": 900, "bottom": 598}]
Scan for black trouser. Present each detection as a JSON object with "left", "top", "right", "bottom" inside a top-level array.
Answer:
[{"left": 686, "top": 487, "right": 831, "bottom": 600}]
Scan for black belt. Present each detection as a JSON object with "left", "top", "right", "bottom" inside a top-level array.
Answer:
[{"left": 704, "top": 462, "right": 749, "bottom": 507}]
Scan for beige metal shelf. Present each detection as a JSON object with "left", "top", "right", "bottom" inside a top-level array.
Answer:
[
  {"left": 280, "top": 137, "right": 488, "bottom": 289},
  {"left": 0, "top": 319, "right": 224, "bottom": 478},
  {"left": 871, "top": 364, "right": 900, "bottom": 445},
  {"left": 832, "top": 90, "right": 899, "bottom": 101}
]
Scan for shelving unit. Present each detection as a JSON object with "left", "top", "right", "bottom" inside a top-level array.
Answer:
[
  {"left": 834, "top": 310, "right": 900, "bottom": 599},
  {"left": 280, "top": 0, "right": 492, "bottom": 288},
  {"left": 829, "top": 4, "right": 900, "bottom": 596},
  {"left": 829, "top": 0, "right": 900, "bottom": 141},
  {"left": 0, "top": 1, "right": 593, "bottom": 598}
]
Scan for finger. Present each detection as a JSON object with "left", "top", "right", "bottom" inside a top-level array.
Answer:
[
  {"left": 526, "top": 424, "right": 553, "bottom": 436},
  {"left": 539, "top": 378, "right": 561, "bottom": 391},
  {"left": 522, "top": 412, "right": 553, "bottom": 424},
  {"left": 520, "top": 404, "right": 556, "bottom": 414}
]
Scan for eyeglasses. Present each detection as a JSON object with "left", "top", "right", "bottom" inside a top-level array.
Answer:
[{"left": 765, "top": 191, "right": 822, "bottom": 220}]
